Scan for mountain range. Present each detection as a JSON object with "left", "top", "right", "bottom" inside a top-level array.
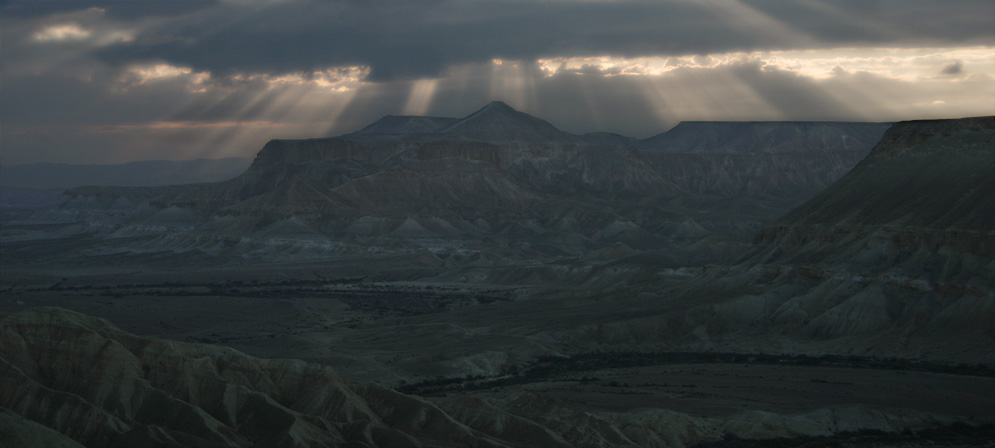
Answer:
[
  {"left": 0, "top": 158, "right": 252, "bottom": 208},
  {"left": 15, "top": 102, "right": 890, "bottom": 268},
  {"left": 2, "top": 104, "right": 992, "bottom": 448}
]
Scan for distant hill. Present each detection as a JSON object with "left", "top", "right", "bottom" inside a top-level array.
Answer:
[
  {"left": 7, "top": 102, "right": 889, "bottom": 267},
  {"left": 348, "top": 115, "right": 460, "bottom": 136},
  {"left": 558, "top": 116, "right": 995, "bottom": 363},
  {"left": 0, "top": 158, "right": 252, "bottom": 190},
  {"left": 639, "top": 121, "right": 890, "bottom": 153}
]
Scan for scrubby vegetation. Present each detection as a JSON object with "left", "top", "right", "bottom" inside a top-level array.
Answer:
[
  {"left": 693, "top": 422, "right": 995, "bottom": 447},
  {"left": 397, "top": 351, "right": 995, "bottom": 395}
]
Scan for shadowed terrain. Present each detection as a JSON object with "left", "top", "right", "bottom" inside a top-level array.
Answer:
[{"left": 1, "top": 108, "right": 992, "bottom": 447}]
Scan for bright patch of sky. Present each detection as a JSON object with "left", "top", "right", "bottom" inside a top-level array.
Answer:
[
  {"left": 538, "top": 47, "right": 995, "bottom": 81},
  {"left": 33, "top": 23, "right": 92, "bottom": 41},
  {"left": 2, "top": 0, "right": 993, "bottom": 164}
]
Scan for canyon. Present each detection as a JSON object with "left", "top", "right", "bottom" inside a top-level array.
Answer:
[{"left": 1, "top": 105, "right": 992, "bottom": 447}]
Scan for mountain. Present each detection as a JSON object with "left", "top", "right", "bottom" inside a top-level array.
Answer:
[
  {"left": 344, "top": 101, "right": 580, "bottom": 144},
  {"left": 757, "top": 117, "right": 994, "bottom": 238},
  {"left": 579, "top": 131, "right": 638, "bottom": 147},
  {"left": 3, "top": 114, "right": 991, "bottom": 447},
  {"left": 347, "top": 115, "right": 460, "bottom": 136},
  {"left": 639, "top": 121, "right": 892, "bottom": 202},
  {"left": 639, "top": 121, "right": 890, "bottom": 153},
  {"left": 433, "top": 101, "right": 581, "bottom": 143},
  {"left": 7, "top": 103, "right": 888, "bottom": 269},
  {"left": 548, "top": 116, "right": 994, "bottom": 362},
  {"left": 0, "top": 186, "right": 65, "bottom": 208},
  {"left": 742, "top": 117, "right": 995, "bottom": 354},
  {"left": 0, "top": 158, "right": 253, "bottom": 190}
]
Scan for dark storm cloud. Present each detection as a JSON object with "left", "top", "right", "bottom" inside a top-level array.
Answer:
[
  {"left": 941, "top": 60, "right": 964, "bottom": 75},
  {"left": 2, "top": 0, "right": 993, "bottom": 164},
  {"left": 74, "top": 0, "right": 995, "bottom": 81},
  {"left": 0, "top": 0, "right": 219, "bottom": 19}
]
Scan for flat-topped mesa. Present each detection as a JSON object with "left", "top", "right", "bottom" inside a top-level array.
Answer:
[
  {"left": 639, "top": 121, "right": 892, "bottom": 153},
  {"left": 754, "top": 116, "right": 995, "bottom": 257},
  {"left": 250, "top": 137, "right": 397, "bottom": 166},
  {"left": 247, "top": 101, "right": 588, "bottom": 170},
  {"left": 868, "top": 116, "right": 995, "bottom": 159}
]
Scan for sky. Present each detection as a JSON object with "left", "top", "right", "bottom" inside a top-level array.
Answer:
[{"left": 2, "top": 0, "right": 994, "bottom": 165}]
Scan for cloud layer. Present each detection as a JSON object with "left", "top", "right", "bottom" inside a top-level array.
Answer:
[{"left": 2, "top": 0, "right": 993, "bottom": 164}]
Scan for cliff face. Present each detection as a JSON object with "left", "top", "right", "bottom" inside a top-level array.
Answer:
[
  {"left": 639, "top": 121, "right": 890, "bottom": 199},
  {"left": 641, "top": 150, "right": 869, "bottom": 199},
  {"left": 558, "top": 117, "right": 995, "bottom": 361},
  {"left": 742, "top": 117, "right": 995, "bottom": 357},
  {"left": 639, "top": 121, "right": 890, "bottom": 154},
  {"left": 28, "top": 104, "right": 888, "bottom": 266},
  {"left": 754, "top": 117, "right": 995, "bottom": 257}
]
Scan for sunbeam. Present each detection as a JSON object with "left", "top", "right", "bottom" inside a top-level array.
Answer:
[
  {"left": 695, "top": 0, "right": 813, "bottom": 48},
  {"left": 403, "top": 79, "right": 439, "bottom": 116},
  {"left": 489, "top": 59, "right": 541, "bottom": 111}
]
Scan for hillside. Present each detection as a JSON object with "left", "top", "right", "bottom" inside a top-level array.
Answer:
[
  {"left": 9, "top": 103, "right": 888, "bottom": 269},
  {"left": 550, "top": 116, "right": 995, "bottom": 362}
]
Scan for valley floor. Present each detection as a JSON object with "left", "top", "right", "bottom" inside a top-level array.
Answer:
[{"left": 2, "top": 268, "right": 992, "bottom": 447}]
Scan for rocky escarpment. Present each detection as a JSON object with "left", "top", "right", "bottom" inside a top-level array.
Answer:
[
  {"left": 638, "top": 121, "right": 890, "bottom": 154},
  {"left": 552, "top": 117, "right": 994, "bottom": 363},
  {"left": 753, "top": 117, "right": 994, "bottom": 263},
  {"left": 18, "top": 103, "right": 889, "bottom": 269},
  {"left": 738, "top": 117, "right": 995, "bottom": 358},
  {"left": 639, "top": 121, "right": 890, "bottom": 199}
]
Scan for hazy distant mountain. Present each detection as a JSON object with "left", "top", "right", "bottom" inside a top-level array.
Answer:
[
  {"left": 579, "top": 131, "right": 639, "bottom": 147},
  {"left": 433, "top": 100, "right": 582, "bottom": 143},
  {"left": 3, "top": 112, "right": 991, "bottom": 448},
  {"left": 0, "top": 158, "right": 253, "bottom": 189},
  {"left": 347, "top": 115, "right": 460, "bottom": 136},
  {"left": 0, "top": 186, "right": 65, "bottom": 208},
  {"left": 10, "top": 102, "right": 893, "bottom": 265},
  {"left": 639, "top": 121, "right": 890, "bottom": 153},
  {"left": 637, "top": 121, "right": 892, "bottom": 201},
  {"left": 342, "top": 101, "right": 581, "bottom": 144}
]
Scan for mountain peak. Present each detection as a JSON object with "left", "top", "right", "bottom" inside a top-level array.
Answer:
[
  {"left": 436, "top": 101, "right": 578, "bottom": 143},
  {"left": 461, "top": 101, "right": 524, "bottom": 120},
  {"left": 349, "top": 115, "right": 459, "bottom": 136},
  {"left": 483, "top": 100, "right": 513, "bottom": 110}
]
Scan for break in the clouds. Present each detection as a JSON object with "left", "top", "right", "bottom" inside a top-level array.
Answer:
[{"left": 1, "top": 0, "right": 994, "bottom": 164}]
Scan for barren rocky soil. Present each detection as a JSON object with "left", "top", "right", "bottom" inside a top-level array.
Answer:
[{"left": 1, "top": 113, "right": 991, "bottom": 447}]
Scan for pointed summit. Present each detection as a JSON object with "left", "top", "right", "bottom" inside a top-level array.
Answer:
[
  {"left": 480, "top": 100, "right": 515, "bottom": 111},
  {"left": 435, "top": 101, "right": 579, "bottom": 143},
  {"left": 348, "top": 115, "right": 459, "bottom": 136}
]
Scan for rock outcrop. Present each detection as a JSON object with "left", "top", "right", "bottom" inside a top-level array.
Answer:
[
  {"left": 557, "top": 117, "right": 995, "bottom": 363},
  {"left": 13, "top": 103, "right": 888, "bottom": 269},
  {"left": 0, "top": 307, "right": 518, "bottom": 447},
  {"left": 1, "top": 307, "right": 974, "bottom": 448}
]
